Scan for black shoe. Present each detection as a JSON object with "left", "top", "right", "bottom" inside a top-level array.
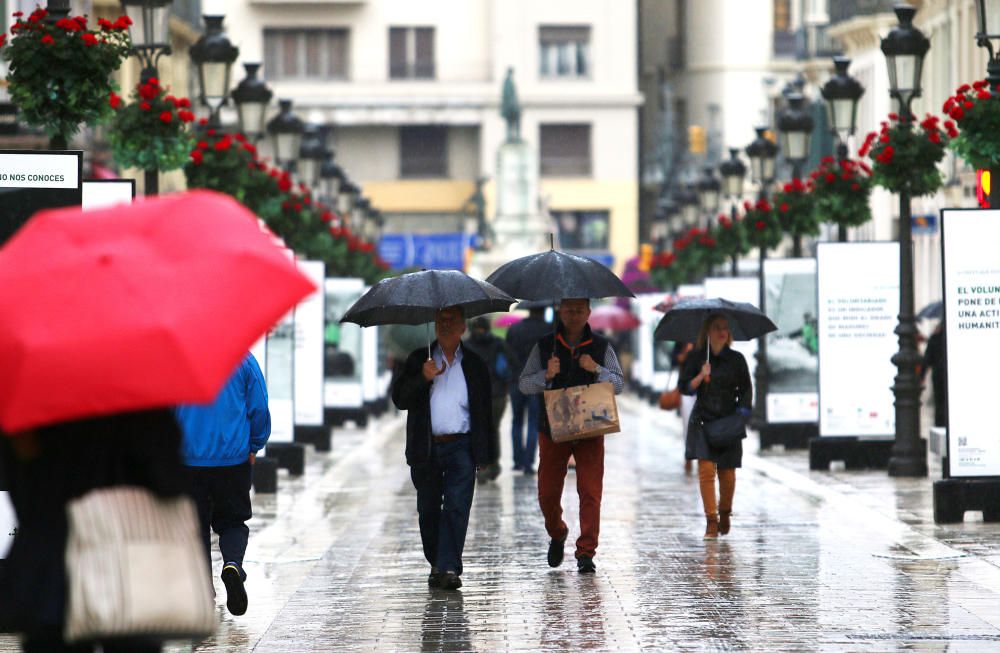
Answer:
[
  {"left": 428, "top": 567, "right": 442, "bottom": 588},
  {"left": 439, "top": 571, "right": 462, "bottom": 590},
  {"left": 221, "top": 563, "right": 248, "bottom": 616},
  {"left": 547, "top": 537, "right": 566, "bottom": 568},
  {"left": 577, "top": 556, "right": 596, "bottom": 574},
  {"left": 488, "top": 463, "right": 501, "bottom": 480}
]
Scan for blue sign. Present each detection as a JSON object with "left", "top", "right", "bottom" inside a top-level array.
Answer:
[
  {"left": 378, "top": 233, "right": 478, "bottom": 270},
  {"left": 912, "top": 214, "right": 938, "bottom": 235}
]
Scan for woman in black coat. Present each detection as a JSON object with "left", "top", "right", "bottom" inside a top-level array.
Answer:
[
  {"left": 679, "top": 314, "right": 752, "bottom": 540},
  {"left": 0, "top": 409, "right": 188, "bottom": 652}
]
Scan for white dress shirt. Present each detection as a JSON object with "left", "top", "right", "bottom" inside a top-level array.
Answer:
[{"left": 430, "top": 345, "right": 470, "bottom": 435}]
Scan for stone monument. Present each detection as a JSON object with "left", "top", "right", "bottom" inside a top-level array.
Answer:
[{"left": 470, "top": 68, "right": 551, "bottom": 279}]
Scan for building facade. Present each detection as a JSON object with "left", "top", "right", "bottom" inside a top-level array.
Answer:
[{"left": 219, "top": 0, "right": 641, "bottom": 273}]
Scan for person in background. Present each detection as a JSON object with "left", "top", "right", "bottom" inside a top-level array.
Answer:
[
  {"left": 505, "top": 305, "right": 551, "bottom": 474},
  {"left": 463, "top": 316, "right": 511, "bottom": 482},
  {"left": 921, "top": 322, "right": 947, "bottom": 428},
  {"left": 175, "top": 353, "right": 270, "bottom": 617},
  {"left": 0, "top": 410, "right": 188, "bottom": 652},
  {"left": 391, "top": 307, "right": 494, "bottom": 590},
  {"left": 519, "top": 298, "right": 624, "bottom": 574},
  {"left": 679, "top": 314, "right": 752, "bottom": 540}
]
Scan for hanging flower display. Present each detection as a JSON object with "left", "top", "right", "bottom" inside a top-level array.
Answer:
[
  {"left": 861, "top": 112, "right": 948, "bottom": 197},
  {"left": 772, "top": 177, "right": 819, "bottom": 240},
  {"left": 107, "top": 78, "right": 196, "bottom": 172},
  {"left": 807, "top": 156, "right": 873, "bottom": 232},
  {"left": 0, "top": 8, "right": 131, "bottom": 144},
  {"left": 648, "top": 251, "right": 683, "bottom": 291},
  {"left": 944, "top": 80, "right": 1000, "bottom": 170},
  {"left": 713, "top": 213, "right": 750, "bottom": 262},
  {"left": 742, "top": 198, "right": 783, "bottom": 251}
]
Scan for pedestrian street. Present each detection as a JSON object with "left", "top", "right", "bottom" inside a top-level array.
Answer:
[{"left": 5, "top": 394, "right": 1000, "bottom": 652}]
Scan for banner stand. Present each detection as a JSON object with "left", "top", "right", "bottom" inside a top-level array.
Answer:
[
  {"left": 932, "top": 209, "right": 1000, "bottom": 523},
  {"left": 809, "top": 437, "right": 893, "bottom": 470}
]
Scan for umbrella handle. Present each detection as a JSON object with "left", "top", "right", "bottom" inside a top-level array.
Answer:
[{"left": 426, "top": 323, "right": 431, "bottom": 360}]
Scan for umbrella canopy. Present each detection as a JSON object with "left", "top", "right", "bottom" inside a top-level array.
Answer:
[
  {"left": 340, "top": 269, "right": 514, "bottom": 327},
  {"left": 0, "top": 190, "right": 316, "bottom": 433},
  {"left": 494, "top": 313, "right": 524, "bottom": 328},
  {"left": 485, "top": 249, "right": 634, "bottom": 302},
  {"left": 654, "top": 297, "right": 777, "bottom": 343},
  {"left": 588, "top": 305, "right": 639, "bottom": 331},
  {"left": 653, "top": 294, "right": 677, "bottom": 313},
  {"left": 917, "top": 300, "right": 942, "bottom": 321}
]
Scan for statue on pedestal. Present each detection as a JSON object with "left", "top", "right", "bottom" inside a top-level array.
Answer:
[{"left": 501, "top": 67, "right": 521, "bottom": 143}]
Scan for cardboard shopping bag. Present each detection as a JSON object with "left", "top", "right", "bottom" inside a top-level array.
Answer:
[{"left": 543, "top": 381, "right": 621, "bottom": 443}]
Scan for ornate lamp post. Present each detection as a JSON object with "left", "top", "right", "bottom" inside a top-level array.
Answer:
[
  {"left": 189, "top": 15, "right": 238, "bottom": 129},
  {"left": 745, "top": 127, "right": 778, "bottom": 429},
  {"left": 266, "top": 99, "right": 305, "bottom": 171},
  {"left": 231, "top": 63, "right": 273, "bottom": 144},
  {"left": 975, "top": 0, "right": 1000, "bottom": 92},
  {"left": 319, "top": 151, "right": 344, "bottom": 210},
  {"left": 338, "top": 179, "right": 360, "bottom": 220},
  {"left": 881, "top": 2, "right": 930, "bottom": 477},
  {"left": 297, "top": 124, "right": 327, "bottom": 191},
  {"left": 821, "top": 56, "right": 865, "bottom": 240},
  {"left": 777, "top": 93, "right": 815, "bottom": 257},
  {"left": 697, "top": 166, "right": 722, "bottom": 225},
  {"left": 719, "top": 148, "right": 747, "bottom": 276},
  {"left": 351, "top": 196, "right": 370, "bottom": 235},
  {"left": 678, "top": 185, "right": 700, "bottom": 231},
  {"left": 119, "top": 0, "right": 172, "bottom": 83}
]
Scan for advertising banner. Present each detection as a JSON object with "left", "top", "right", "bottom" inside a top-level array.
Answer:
[
  {"left": 81, "top": 179, "right": 135, "bottom": 209},
  {"left": 703, "top": 276, "right": 759, "bottom": 382},
  {"left": 942, "top": 209, "right": 1000, "bottom": 477},
  {"left": 0, "top": 150, "right": 82, "bottom": 245},
  {"left": 266, "top": 312, "right": 295, "bottom": 443},
  {"left": 763, "top": 258, "right": 819, "bottom": 423},
  {"left": 294, "top": 262, "right": 326, "bottom": 427},
  {"left": 324, "top": 278, "right": 366, "bottom": 410},
  {"left": 817, "top": 243, "right": 899, "bottom": 437}
]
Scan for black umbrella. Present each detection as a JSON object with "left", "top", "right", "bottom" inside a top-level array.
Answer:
[
  {"left": 917, "top": 300, "right": 943, "bottom": 321},
  {"left": 485, "top": 249, "right": 634, "bottom": 302},
  {"left": 654, "top": 297, "right": 777, "bottom": 343},
  {"left": 341, "top": 269, "right": 514, "bottom": 327}
]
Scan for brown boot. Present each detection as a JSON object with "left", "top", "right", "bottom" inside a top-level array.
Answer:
[
  {"left": 703, "top": 514, "right": 719, "bottom": 540},
  {"left": 719, "top": 509, "right": 731, "bottom": 535}
]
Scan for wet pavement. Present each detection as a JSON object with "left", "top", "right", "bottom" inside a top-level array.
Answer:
[{"left": 3, "top": 393, "right": 1000, "bottom": 651}]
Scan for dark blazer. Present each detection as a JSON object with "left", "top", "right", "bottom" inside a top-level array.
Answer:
[{"left": 391, "top": 342, "right": 494, "bottom": 466}]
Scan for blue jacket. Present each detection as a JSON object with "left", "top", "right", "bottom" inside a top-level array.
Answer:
[{"left": 175, "top": 354, "right": 271, "bottom": 467}]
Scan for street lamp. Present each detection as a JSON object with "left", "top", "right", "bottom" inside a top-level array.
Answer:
[
  {"left": 975, "top": 0, "right": 1000, "bottom": 92},
  {"left": 231, "top": 63, "right": 273, "bottom": 144},
  {"left": 745, "top": 127, "right": 778, "bottom": 195},
  {"left": 297, "top": 124, "right": 327, "bottom": 190},
  {"left": 777, "top": 93, "right": 815, "bottom": 256},
  {"left": 821, "top": 56, "right": 865, "bottom": 241},
  {"left": 338, "top": 179, "right": 359, "bottom": 218},
  {"left": 745, "top": 127, "right": 777, "bottom": 430},
  {"left": 119, "top": 0, "right": 172, "bottom": 83},
  {"left": 697, "top": 166, "right": 721, "bottom": 220},
  {"left": 719, "top": 148, "right": 747, "bottom": 276},
  {"left": 319, "top": 150, "right": 344, "bottom": 208},
  {"left": 882, "top": 2, "right": 930, "bottom": 477},
  {"left": 266, "top": 99, "right": 305, "bottom": 171},
  {"left": 678, "top": 185, "right": 700, "bottom": 230},
  {"left": 351, "top": 196, "right": 370, "bottom": 234},
  {"left": 189, "top": 15, "right": 239, "bottom": 129}
]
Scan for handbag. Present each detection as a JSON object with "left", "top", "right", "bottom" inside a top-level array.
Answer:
[
  {"left": 543, "top": 381, "right": 621, "bottom": 443},
  {"left": 658, "top": 388, "right": 681, "bottom": 411},
  {"left": 701, "top": 413, "right": 747, "bottom": 448},
  {"left": 64, "top": 486, "right": 216, "bottom": 642}
]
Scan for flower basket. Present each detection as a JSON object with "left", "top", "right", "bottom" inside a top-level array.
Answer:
[
  {"left": 861, "top": 113, "right": 948, "bottom": 197},
  {"left": 107, "top": 78, "right": 196, "bottom": 172},
  {"left": 772, "top": 177, "right": 819, "bottom": 239},
  {"left": 649, "top": 252, "right": 683, "bottom": 290},
  {"left": 0, "top": 8, "right": 131, "bottom": 144},
  {"left": 945, "top": 80, "right": 1000, "bottom": 170},
  {"left": 742, "top": 198, "right": 783, "bottom": 251},
  {"left": 807, "top": 157, "right": 872, "bottom": 231},
  {"left": 184, "top": 129, "right": 259, "bottom": 203}
]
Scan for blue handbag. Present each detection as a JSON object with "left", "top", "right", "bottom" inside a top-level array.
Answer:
[{"left": 701, "top": 413, "right": 747, "bottom": 448}]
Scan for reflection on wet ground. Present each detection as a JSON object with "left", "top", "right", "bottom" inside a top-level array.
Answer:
[{"left": 2, "top": 395, "right": 1000, "bottom": 651}]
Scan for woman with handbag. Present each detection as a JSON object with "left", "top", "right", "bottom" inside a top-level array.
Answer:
[
  {"left": 0, "top": 410, "right": 194, "bottom": 652},
  {"left": 679, "top": 314, "right": 752, "bottom": 540}
]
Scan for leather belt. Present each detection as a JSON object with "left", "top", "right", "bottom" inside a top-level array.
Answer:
[{"left": 433, "top": 432, "right": 468, "bottom": 443}]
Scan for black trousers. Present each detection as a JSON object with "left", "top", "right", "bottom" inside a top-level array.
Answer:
[{"left": 188, "top": 462, "right": 252, "bottom": 576}]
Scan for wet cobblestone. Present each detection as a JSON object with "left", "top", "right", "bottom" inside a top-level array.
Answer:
[{"left": 3, "top": 394, "right": 1000, "bottom": 651}]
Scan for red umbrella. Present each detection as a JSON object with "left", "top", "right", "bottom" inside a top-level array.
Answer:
[
  {"left": 0, "top": 190, "right": 316, "bottom": 433},
  {"left": 588, "top": 305, "right": 639, "bottom": 331}
]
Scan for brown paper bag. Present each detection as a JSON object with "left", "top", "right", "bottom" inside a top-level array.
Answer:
[{"left": 543, "top": 381, "right": 621, "bottom": 443}]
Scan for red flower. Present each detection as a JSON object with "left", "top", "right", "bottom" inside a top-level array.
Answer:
[
  {"left": 718, "top": 215, "right": 731, "bottom": 228},
  {"left": 978, "top": 91, "right": 991, "bottom": 101},
  {"left": 879, "top": 133, "right": 890, "bottom": 144},
  {"left": 242, "top": 143, "right": 257, "bottom": 156},
  {"left": 964, "top": 101, "right": 974, "bottom": 109},
  {"left": 783, "top": 183, "right": 792, "bottom": 193},
  {"left": 821, "top": 156, "right": 835, "bottom": 164},
  {"left": 293, "top": 203, "right": 302, "bottom": 211},
  {"left": 178, "top": 98, "right": 191, "bottom": 109},
  {"left": 98, "top": 18, "right": 113, "bottom": 31},
  {"left": 825, "top": 172, "right": 836, "bottom": 183},
  {"left": 321, "top": 211, "right": 334, "bottom": 223},
  {"left": 138, "top": 83, "right": 159, "bottom": 101},
  {"left": 888, "top": 112, "right": 899, "bottom": 120},
  {"left": 0, "top": 34, "right": 6, "bottom": 48},
  {"left": 950, "top": 107, "right": 965, "bottom": 121},
  {"left": 278, "top": 176, "right": 293, "bottom": 192},
  {"left": 779, "top": 202, "right": 789, "bottom": 213},
  {"left": 196, "top": 140, "right": 208, "bottom": 150},
  {"left": 112, "top": 15, "right": 131, "bottom": 31},
  {"left": 198, "top": 118, "right": 208, "bottom": 126},
  {"left": 190, "top": 150, "right": 204, "bottom": 165},
  {"left": 957, "top": 83, "right": 971, "bottom": 94},
  {"left": 40, "top": 34, "right": 54, "bottom": 45},
  {"left": 81, "top": 32, "right": 97, "bottom": 46},
  {"left": 928, "top": 131, "right": 941, "bottom": 144},
  {"left": 159, "top": 111, "right": 173, "bottom": 123},
  {"left": 139, "top": 102, "right": 151, "bottom": 111},
  {"left": 851, "top": 183, "right": 860, "bottom": 191},
  {"left": 214, "top": 138, "right": 232, "bottom": 151},
  {"left": 108, "top": 92, "right": 121, "bottom": 109},
  {"left": 754, "top": 220, "right": 766, "bottom": 231},
  {"left": 178, "top": 110, "right": 194, "bottom": 122},
  {"left": 974, "top": 80, "right": 989, "bottom": 90}
]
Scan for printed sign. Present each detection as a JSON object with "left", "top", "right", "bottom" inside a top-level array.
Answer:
[
  {"left": 763, "top": 258, "right": 818, "bottom": 423},
  {"left": 817, "top": 242, "right": 899, "bottom": 437},
  {"left": 0, "top": 150, "right": 82, "bottom": 246},
  {"left": 294, "top": 261, "right": 325, "bottom": 427},
  {"left": 266, "top": 313, "right": 295, "bottom": 443},
  {"left": 942, "top": 209, "right": 1000, "bottom": 477},
  {"left": 82, "top": 179, "right": 135, "bottom": 209}
]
